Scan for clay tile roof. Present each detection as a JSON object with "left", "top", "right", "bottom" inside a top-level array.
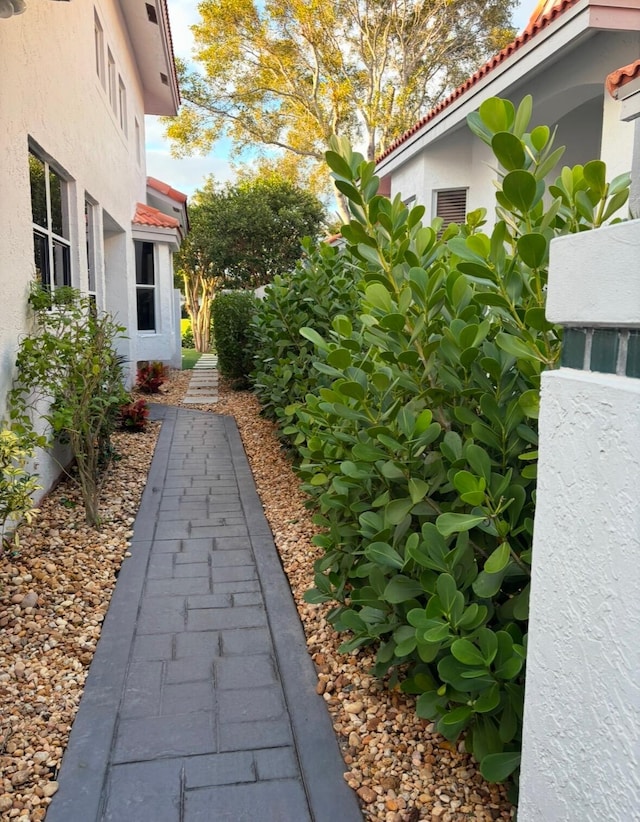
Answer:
[
  {"left": 376, "top": 0, "right": 580, "bottom": 163},
  {"left": 133, "top": 202, "right": 180, "bottom": 229},
  {"left": 606, "top": 60, "right": 640, "bottom": 97},
  {"left": 147, "top": 176, "right": 188, "bottom": 204}
]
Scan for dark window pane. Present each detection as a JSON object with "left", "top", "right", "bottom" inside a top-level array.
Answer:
[
  {"left": 137, "top": 288, "right": 155, "bottom": 331},
  {"left": 135, "top": 241, "right": 155, "bottom": 285},
  {"left": 33, "top": 230, "right": 50, "bottom": 287},
  {"left": 29, "top": 153, "right": 47, "bottom": 228},
  {"left": 52, "top": 239, "right": 71, "bottom": 288},
  {"left": 49, "top": 167, "right": 64, "bottom": 236}
]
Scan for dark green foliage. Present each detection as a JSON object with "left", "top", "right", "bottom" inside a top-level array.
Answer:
[
  {"left": 252, "top": 240, "right": 361, "bottom": 430},
  {"left": 250, "top": 96, "right": 630, "bottom": 785},
  {"left": 182, "top": 324, "right": 195, "bottom": 349},
  {"left": 212, "top": 292, "right": 258, "bottom": 386},
  {"left": 9, "top": 287, "right": 129, "bottom": 526}
]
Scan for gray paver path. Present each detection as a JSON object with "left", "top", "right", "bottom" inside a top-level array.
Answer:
[
  {"left": 183, "top": 354, "right": 219, "bottom": 404},
  {"left": 47, "top": 405, "right": 362, "bottom": 822}
]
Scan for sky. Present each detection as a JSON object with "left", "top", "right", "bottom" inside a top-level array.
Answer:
[{"left": 145, "top": 0, "right": 537, "bottom": 199}]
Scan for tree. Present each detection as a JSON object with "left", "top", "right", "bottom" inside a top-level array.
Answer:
[
  {"left": 165, "top": 0, "right": 516, "bottom": 217},
  {"left": 175, "top": 175, "right": 325, "bottom": 352}
]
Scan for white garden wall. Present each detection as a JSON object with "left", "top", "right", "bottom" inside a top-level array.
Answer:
[{"left": 518, "top": 219, "right": 640, "bottom": 819}]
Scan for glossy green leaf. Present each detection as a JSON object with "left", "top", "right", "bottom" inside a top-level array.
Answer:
[
  {"left": 480, "top": 752, "right": 521, "bottom": 783},
  {"left": 364, "top": 541, "right": 404, "bottom": 569},
  {"left": 502, "top": 170, "right": 537, "bottom": 212},
  {"left": 436, "top": 512, "right": 487, "bottom": 537},
  {"left": 484, "top": 543, "right": 511, "bottom": 574},
  {"left": 517, "top": 233, "right": 547, "bottom": 268},
  {"left": 492, "top": 132, "right": 526, "bottom": 170},
  {"left": 383, "top": 575, "right": 424, "bottom": 603}
]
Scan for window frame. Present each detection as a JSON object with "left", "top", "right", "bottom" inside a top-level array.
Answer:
[
  {"left": 134, "top": 240, "right": 157, "bottom": 333},
  {"left": 118, "top": 75, "right": 127, "bottom": 135},
  {"left": 107, "top": 48, "right": 116, "bottom": 112},
  {"left": 29, "top": 148, "right": 71, "bottom": 291},
  {"left": 94, "top": 12, "right": 105, "bottom": 88}
]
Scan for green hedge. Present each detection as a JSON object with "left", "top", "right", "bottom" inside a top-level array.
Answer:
[
  {"left": 251, "top": 95, "right": 630, "bottom": 788},
  {"left": 212, "top": 291, "right": 258, "bottom": 385}
]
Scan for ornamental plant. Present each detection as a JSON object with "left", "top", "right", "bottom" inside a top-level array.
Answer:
[
  {"left": 9, "top": 286, "right": 129, "bottom": 526},
  {"left": 0, "top": 427, "right": 40, "bottom": 551},
  {"left": 119, "top": 398, "right": 150, "bottom": 432},
  {"left": 136, "top": 361, "right": 168, "bottom": 393},
  {"left": 253, "top": 95, "right": 630, "bottom": 786}
]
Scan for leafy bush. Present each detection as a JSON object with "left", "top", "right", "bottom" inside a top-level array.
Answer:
[
  {"left": 10, "top": 286, "right": 129, "bottom": 526},
  {"left": 256, "top": 96, "right": 630, "bottom": 785},
  {"left": 119, "top": 398, "right": 150, "bottom": 432},
  {"left": 182, "top": 323, "right": 195, "bottom": 349},
  {"left": 212, "top": 291, "right": 258, "bottom": 386},
  {"left": 252, "top": 239, "right": 361, "bottom": 430},
  {"left": 137, "top": 361, "right": 168, "bottom": 394},
  {"left": 0, "top": 428, "right": 40, "bottom": 551}
]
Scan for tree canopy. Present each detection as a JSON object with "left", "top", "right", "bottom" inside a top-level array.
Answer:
[
  {"left": 166, "top": 0, "right": 516, "bottom": 191},
  {"left": 175, "top": 175, "right": 325, "bottom": 351}
]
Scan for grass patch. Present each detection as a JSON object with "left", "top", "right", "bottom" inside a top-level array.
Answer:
[{"left": 181, "top": 349, "right": 201, "bottom": 370}]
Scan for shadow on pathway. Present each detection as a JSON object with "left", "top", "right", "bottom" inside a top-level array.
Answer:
[{"left": 46, "top": 405, "right": 362, "bottom": 822}]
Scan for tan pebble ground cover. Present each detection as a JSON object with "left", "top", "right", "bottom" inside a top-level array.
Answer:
[{"left": 0, "top": 368, "right": 514, "bottom": 821}]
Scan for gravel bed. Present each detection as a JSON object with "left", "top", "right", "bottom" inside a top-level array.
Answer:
[
  {"left": 0, "top": 368, "right": 514, "bottom": 821},
  {"left": 0, "top": 419, "right": 161, "bottom": 820}
]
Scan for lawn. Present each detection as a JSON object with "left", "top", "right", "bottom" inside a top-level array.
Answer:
[{"left": 181, "top": 348, "right": 201, "bottom": 369}]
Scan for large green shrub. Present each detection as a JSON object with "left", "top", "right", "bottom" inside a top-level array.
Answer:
[
  {"left": 212, "top": 291, "right": 258, "bottom": 385},
  {"left": 9, "top": 286, "right": 128, "bottom": 526},
  {"left": 252, "top": 239, "right": 361, "bottom": 431},
  {"left": 259, "top": 96, "right": 630, "bottom": 785}
]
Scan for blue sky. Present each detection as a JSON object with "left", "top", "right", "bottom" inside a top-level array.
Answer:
[{"left": 145, "top": 0, "right": 536, "bottom": 197}]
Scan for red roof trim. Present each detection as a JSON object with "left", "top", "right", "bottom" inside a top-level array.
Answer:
[
  {"left": 133, "top": 202, "right": 180, "bottom": 229},
  {"left": 376, "top": 0, "right": 581, "bottom": 163},
  {"left": 147, "top": 176, "right": 188, "bottom": 204},
  {"left": 606, "top": 60, "right": 640, "bottom": 97}
]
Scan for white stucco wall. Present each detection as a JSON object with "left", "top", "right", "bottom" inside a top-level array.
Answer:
[
  {"left": 0, "top": 1, "right": 149, "bottom": 492},
  {"left": 378, "top": 28, "right": 640, "bottom": 222},
  {"left": 519, "top": 219, "right": 640, "bottom": 819},
  {"left": 519, "top": 370, "right": 640, "bottom": 821}
]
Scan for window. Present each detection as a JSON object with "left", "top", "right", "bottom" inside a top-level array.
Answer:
[
  {"left": 135, "top": 118, "right": 141, "bottom": 164},
  {"left": 118, "top": 76, "right": 127, "bottom": 134},
  {"left": 435, "top": 188, "right": 467, "bottom": 229},
  {"left": 135, "top": 241, "right": 156, "bottom": 331},
  {"left": 107, "top": 48, "right": 116, "bottom": 111},
  {"left": 85, "top": 199, "right": 97, "bottom": 306},
  {"left": 94, "top": 12, "right": 105, "bottom": 87},
  {"left": 29, "top": 150, "right": 71, "bottom": 290}
]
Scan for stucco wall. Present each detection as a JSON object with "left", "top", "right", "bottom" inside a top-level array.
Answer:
[
  {"left": 519, "top": 219, "right": 640, "bottom": 818},
  {"left": 0, "top": 1, "right": 148, "bottom": 492},
  {"left": 519, "top": 369, "right": 640, "bottom": 820}
]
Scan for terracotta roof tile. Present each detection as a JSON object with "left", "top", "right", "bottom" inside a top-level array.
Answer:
[
  {"left": 147, "top": 176, "right": 188, "bottom": 204},
  {"left": 377, "top": 0, "right": 580, "bottom": 163},
  {"left": 133, "top": 202, "right": 180, "bottom": 229},
  {"left": 606, "top": 60, "right": 640, "bottom": 97}
]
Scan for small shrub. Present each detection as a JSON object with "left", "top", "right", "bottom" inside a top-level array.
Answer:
[
  {"left": 137, "top": 361, "right": 168, "bottom": 394},
  {"left": 119, "top": 399, "right": 149, "bottom": 432},
  {"left": 10, "top": 286, "right": 127, "bottom": 526},
  {"left": 212, "top": 291, "right": 257, "bottom": 386},
  {"left": 181, "top": 323, "right": 195, "bottom": 349},
  {"left": 0, "top": 428, "right": 40, "bottom": 551}
]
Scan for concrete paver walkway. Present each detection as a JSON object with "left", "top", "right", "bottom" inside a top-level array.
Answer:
[
  {"left": 47, "top": 404, "right": 361, "bottom": 822},
  {"left": 182, "top": 354, "right": 219, "bottom": 404}
]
